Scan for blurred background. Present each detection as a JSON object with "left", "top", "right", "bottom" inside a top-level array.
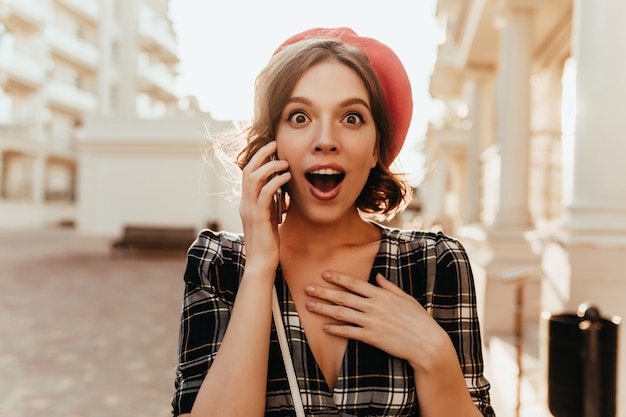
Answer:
[{"left": 1, "top": 0, "right": 625, "bottom": 416}]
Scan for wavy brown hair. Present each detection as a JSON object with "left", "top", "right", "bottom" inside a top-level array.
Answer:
[{"left": 237, "top": 38, "right": 411, "bottom": 219}]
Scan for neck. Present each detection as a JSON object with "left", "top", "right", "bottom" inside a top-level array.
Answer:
[{"left": 279, "top": 208, "right": 381, "bottom": 252}]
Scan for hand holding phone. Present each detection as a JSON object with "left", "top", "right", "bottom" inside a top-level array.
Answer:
[{"left": 270, "top": 154, "right": 284, "bottom": 224}]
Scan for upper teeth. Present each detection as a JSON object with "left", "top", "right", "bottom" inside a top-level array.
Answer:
[{"left": 310, "top": 168, "right": 341, "bottom": 175}]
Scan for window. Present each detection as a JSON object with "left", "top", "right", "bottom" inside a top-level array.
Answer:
[
  {"left": 0, "top": 90, "right": 13, "bottom": 124},
  {"left": 1, "top": 152, "right": 34, "bottom": 200},
  {"left": 45, "top": 160, "right": 75, "bottom": 202}
]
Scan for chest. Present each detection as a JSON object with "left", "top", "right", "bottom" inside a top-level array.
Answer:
[
  {"left": 279, "top": 244, "right": 379, "bottom": 390},
  {"left": 266, "top": 319, "right": 419, "bottom": 416},
  {"left": 266, "top": 235, "right": 422, "bottom": 415}
]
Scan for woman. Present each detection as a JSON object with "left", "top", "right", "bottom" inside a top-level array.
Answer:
[{"left": 172, "top": 28, "right": 495, "bottom": 417}]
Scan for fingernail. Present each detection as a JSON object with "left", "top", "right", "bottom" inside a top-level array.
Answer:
[
  {"left": 305, "top": 300, "right": 316, "bottom": 309},
  {"left": 304, "top": 285, "right": 315, "bottom": 294},
  {"left": 322, "top": 271, "right": 331, "bottom": 280}
]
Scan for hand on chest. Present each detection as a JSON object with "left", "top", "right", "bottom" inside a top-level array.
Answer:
[{"left": 279, "top": 243, "right": 379, "bottom": 390}]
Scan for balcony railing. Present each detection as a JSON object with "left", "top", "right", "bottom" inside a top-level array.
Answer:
[
  {"left": 0, "top": 47, "right": 45, "bottom": 91},
  {"left": 54, "top": 0, "right": 101, "bottom": 24},
  {"left": 138, "top": 15, "right": 178, "bottom": 63},
  {"left": 0, "top": 122, "right": 38, "bottom": 141},
  {"left": 44, "top": 78, "right": 97, "bottom": 115},
  {"left": 45, "top": 129, "right": 76, "bottom": 157},
  {"left": 45, "top": 26, "right": 100, "bottom": 71},
  {"left": 137, "top": 60, "right": 177, "bottom": 101},
  {"left": 0, "top": 0, "right": 46, "bottom": 32}
]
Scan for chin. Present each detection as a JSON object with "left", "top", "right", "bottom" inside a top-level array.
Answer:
[{"left": 303, "top": 206, "right": 356, "bottom": 226}]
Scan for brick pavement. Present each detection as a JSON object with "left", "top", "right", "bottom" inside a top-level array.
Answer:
[{"left": 0, "top": 228, "right": 186, "bottom": 417}]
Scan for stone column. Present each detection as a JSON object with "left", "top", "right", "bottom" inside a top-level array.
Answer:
[
  {"left": 117, "top": 0, "right": 139, "bottom": 115},
  {"left": 481, "top": 2, "right": 541, "bottom": 335},
  {"left": 542, "top": 0, "right": 626, "bottom": 414},
  {"left": 97, "top": 0, "right": 115, "bottom": 116},
  {"left": 492, "top": 4, "right": 533, "bottom": 232},
  {"left": 562, "top": 0, "right": 626, "bottom": 239},
  {"left": 464, "top": 72, "right": 492, "bottom": 225}
]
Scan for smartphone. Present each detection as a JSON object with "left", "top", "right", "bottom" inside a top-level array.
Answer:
[{"left": 270, "top": 154, "right": 283, "bottom": 224}]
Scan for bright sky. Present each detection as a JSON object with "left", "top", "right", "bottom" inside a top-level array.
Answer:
[{"left": 168, "top": 0, "right": 441, "bottom": 184}]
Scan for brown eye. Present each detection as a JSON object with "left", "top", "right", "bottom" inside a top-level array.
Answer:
[
  {"left": 287, "top": 111, "right": 309, "bottom": 125},
  {"left": 342, "top": 112, "right": 364, "bottom": 126}
]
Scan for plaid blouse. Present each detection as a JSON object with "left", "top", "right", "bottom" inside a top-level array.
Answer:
[{"left": 172, "top": 225, "right": 495, "bottom": 416}]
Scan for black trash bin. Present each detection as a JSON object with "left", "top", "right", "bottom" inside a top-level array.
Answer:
[{"left": 547, "top": 303, "right": 619, "bottom": 417}]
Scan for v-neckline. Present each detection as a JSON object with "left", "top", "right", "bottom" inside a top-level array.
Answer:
[{"left": 275, "top": 225, "right": 386, "bottom": 399}]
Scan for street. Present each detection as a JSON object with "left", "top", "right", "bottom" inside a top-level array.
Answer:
[{"left": 0, "top": 228, "right": 186, "bottom": 417}]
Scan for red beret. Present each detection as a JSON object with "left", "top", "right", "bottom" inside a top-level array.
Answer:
[{"left": 275, "top": 27, "right": 413, "bottom": 165}]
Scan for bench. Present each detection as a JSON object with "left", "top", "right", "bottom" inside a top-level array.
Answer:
[{"left": 111, "top": 225, "right": 196, "bottom": 257}]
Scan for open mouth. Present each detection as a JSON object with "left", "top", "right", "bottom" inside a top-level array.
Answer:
[{"left": 305, "top": 168, "right": 345, "bottom": 193}]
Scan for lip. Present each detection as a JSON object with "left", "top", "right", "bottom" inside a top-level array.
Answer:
[
  {"left": 305, "top": 162, "right": 345, "bottom": 175},
  {"left": 305, "top": 162, "right": 345, "bottom": 201}
]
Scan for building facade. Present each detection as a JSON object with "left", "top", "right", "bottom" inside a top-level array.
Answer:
[
  {"left": 426, "top": 0, "right": 626, "bottom": 415},
  {"left": 0, "top": 0, "right": 231, "bottom": 232}
]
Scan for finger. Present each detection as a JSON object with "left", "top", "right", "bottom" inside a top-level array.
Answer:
[
  {"left": 321, "top": 271, "right": 377, "bottom": 298},
  {"left": 305, "top": 300, "right": 364, "bottom": 326},
  {"left": 240, "top": 172, "right": 290, "bottom": 225},
  {"left": 240, "top": 142, "right": 289, "bottom": 206},
  {"left": 304, "top": 285, "right": 367, "bottom": 311},
  {"left": 267, "top": 170, "right": 291, "bottom": 188},
  {"left": 258, "top": 171, "right": 290, "bottom": 201},
  {"left": 244, "top": 141, "right": 277, "bottom": 172},
  {"left": 375, "top": 274, "right": 427, "bottom": 316},
  {"left": 321, "top": 322, "right": 365, "bottom": 340},
  {"left": 375, "top": 273, "right": 408, "bottom": 297},
  {"left": 242, "top": 142, "right": 289, "bottom": 185}
]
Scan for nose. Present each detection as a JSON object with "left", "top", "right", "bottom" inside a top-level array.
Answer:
[{"left": 312, "top": 119, "right": 339, "bottom": 154}]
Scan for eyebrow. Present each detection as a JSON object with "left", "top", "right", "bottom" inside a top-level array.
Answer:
[
  {"left": 286, "top": 96, "right": 371, "bottom": 111},
  {"left": 339, "top": 97, "right": 371, "bottom": 111}
]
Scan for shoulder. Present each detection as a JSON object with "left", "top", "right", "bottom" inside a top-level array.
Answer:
[
  {"left": 183, "top": 229, "right": 245, "bottom": 300},
  {"left": 187, "top": 229, "right": 245, "bottom": 266},
  {"left": 376, "top": 224, "right": 471, "bottom": 274},
  {"left": 377, "top": 223, "right": 464, "bottom": 254}
]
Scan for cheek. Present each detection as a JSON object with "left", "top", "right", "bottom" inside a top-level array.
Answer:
[
  {"left": 275, "top": 141, "right": 298, "bottom": 163},
  {"left": 274, "top": 136, "right": 291, "bottom": 161},
  {"left": 275, "top": 127, "right": 306, "bottom": 158},
  {"left": 368, "top": 151, "right": 378, "bottom": 173},
  {"left": 356, "top": 142, "right": 378, "bottom": 169},
  {"left": 354, "top": 151, "right": 377, "bottom": 179}
]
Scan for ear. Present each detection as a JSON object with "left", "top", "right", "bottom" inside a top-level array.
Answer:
[{"left": 371, "top": 135, "right": 380, "bottom": 168}]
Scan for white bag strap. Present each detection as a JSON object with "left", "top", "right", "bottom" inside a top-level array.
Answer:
[{"left": 272, "top": 286, "right": 306, "bottom": 417}]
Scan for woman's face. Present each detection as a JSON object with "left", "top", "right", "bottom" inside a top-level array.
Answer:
[{"left": 275, "top": 60, "right": 378, "bottom": 224}]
